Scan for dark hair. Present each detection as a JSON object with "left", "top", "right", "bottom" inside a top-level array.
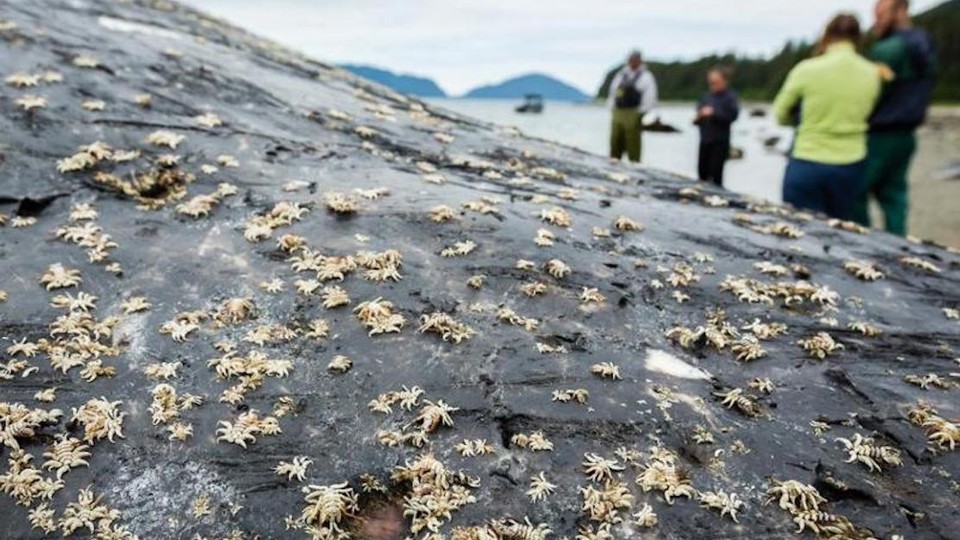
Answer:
[{"left": 815, "top": 13, "right": 862, "bottom": 54}]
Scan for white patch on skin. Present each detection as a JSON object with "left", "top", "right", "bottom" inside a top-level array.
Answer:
[
  {"left": 644, "top": 349, "right": 711, "bottom": 380},
  {"left": 97, "top": 16, "right": 185, "bottom": 40}
]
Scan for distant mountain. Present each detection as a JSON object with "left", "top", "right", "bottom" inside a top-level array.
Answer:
[
  {"left": 464, "top": 73, "right": 589, "bottom": 101},
  {"left": 340, "top": 64, "right": 446, "bottom": 97}
]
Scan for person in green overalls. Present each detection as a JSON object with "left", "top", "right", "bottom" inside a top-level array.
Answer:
[
  {"left": 609, "top": 51, "right": 658, "bottom": 163},
  {"left": 853, "top": 0, "right": 937, "bottom": 235}
]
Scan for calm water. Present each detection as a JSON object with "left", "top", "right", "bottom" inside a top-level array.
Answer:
[{"left": 426, "top": 99, "right": 794, "bottom": 203}]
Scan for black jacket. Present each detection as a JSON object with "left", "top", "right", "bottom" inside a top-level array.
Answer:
[{"left": 696, "top": 89, "right": 739, "bottom": 144}]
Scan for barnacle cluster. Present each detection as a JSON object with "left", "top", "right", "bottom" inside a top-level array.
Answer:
[
  {"left": 209, "top": 349, "right": 292, "bottom": 404},
  {"left": 906, "top": 402, "right": 959, "bottom": 451},
  {"left": 635, "top": 446, "right": 696, "bottom": 504},
  {"left": 215, "top": 410, "right": 281, "bottom": 448},
  {"left": 418, "top": 312, "right": 476, "bottom": 343},
  {"left": 552, "top": 388, "right": 589, "bottom": 404},
  {"left": 393, "top": 453, "right": 478, "bottom": 534},
  {"left": 511, "top": 431, "right": 554, "bottom": 452},
  {"left": 843, "top": 260, "right": 885, "bottom": 281},
  {"left": 797, "top": 332, "right": 844, "bottom": 359},
  {"left": 244, "top": 201, "right": 309, "bottom": 242},
  {"left": 836, "top": 433, "right": 902, "bottom": 473},
  {"left": 71, "top": 397, "right": 125, "bottom": 443},
  {"left": 719, "top": 275, "right": 838, "bottom": 307},
  {"left": 354, "top": 297, "right": 405, "bottom": 335},
  {"left": 765, "top": 479, "right": 872, "bottom": 537}
]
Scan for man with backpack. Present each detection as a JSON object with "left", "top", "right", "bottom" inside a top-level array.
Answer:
[
  {"left": 852, "top": 0, "right": 937, "bottom": 235},
  {"left": 609, "top": 50, "right": 658, "bottom": 163}
]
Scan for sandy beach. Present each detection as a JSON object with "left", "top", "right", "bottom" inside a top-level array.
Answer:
[{"left": 907, "top": 106, "right": 960, "bottom": 248}]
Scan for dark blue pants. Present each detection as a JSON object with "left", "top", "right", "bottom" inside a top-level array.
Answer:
[{"left": 782, "top": 158, "right": 864, "bottom": 220}]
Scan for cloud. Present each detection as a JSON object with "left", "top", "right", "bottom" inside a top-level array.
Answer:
[{"left": 189, "top": 0, "right": 942, "bottom": 95}]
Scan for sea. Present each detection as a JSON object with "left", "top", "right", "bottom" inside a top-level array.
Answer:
[{"left": 425, "top": 99, "right": 794, "bottom": 204}]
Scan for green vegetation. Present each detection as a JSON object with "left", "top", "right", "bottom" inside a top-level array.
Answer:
[{"left": 596, "top": 0, "right": 959, "bottom": 102}]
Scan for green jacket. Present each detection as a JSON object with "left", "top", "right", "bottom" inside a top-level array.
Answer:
[{"left": 773, "top": 42, "right": 881, "bottom": 164}]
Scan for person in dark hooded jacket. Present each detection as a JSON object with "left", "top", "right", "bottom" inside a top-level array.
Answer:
[
  {"left": 852, "top": 0, "right": 937, "bottom": 235},
  {"left": 694, "top": 67, "right": 740, "bottom": 186}
]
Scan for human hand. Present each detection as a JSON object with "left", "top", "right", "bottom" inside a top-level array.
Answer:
[
  {"left": 699, "top": 106, "right": 714, "bottom": 117},
  {"left": 876, "top": 63, "right": 895, "bottom": 82}
]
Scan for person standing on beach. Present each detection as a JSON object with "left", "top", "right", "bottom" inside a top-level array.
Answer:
[
  {"left": 771, "top": 14, "right": 880, "bottom": 220},
  {"left": 608, "top": 50, "right": 658, "bottom": 163},
  {"left": 694, "top": 67, "right": 740, "bottom": 186},
  {"left": 852, "top": 0, "right": 937, "bottom": 235}
]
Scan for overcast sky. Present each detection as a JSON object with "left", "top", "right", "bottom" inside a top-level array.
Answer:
[{"left": 190, "top": 0, "right": 941, "bottom": 96}]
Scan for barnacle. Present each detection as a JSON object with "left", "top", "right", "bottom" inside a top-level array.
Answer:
[
  {"left": 441, "top": 239, "right": 477, "bottom": 257},
  {"left": 304, "top": 319, "right": 329, "bottom": 340},
  {"left": 192, "top": 494, "right": 212, "bottom": 519},
  {"left": 511, "top": 431, "right": 554, "bottom": 452},
  {"left": 847, "top": 321, "right": 882, "bottom": 337},
  {"left": 590, "top": 362, "right": 622, "bottom": 380},
  {"left": 545, "top": 258, "right": 571, "bottom": 279},
  {"left": 632, "top": 503, "right": 658, "bottom": 528},
  {"left": 497, "top": 307, "right": 539, "bottom": 331},
  {"left": 34, "top": 388, "right": 57, "bottom": 403},
  {"left": 6, "top": 72, "right": 40, "bottom": 87},
  {"left": 635, "top": 447, "right": 696, "bottom": 504},
  {"left": 520, "top": 281, "right": 548, "bottom": 297},
  {"left": 195, "top": 112, "right": 223, "bottom": 128},
  {"left": 71, "top": 397, "right": 125, "bottom": 443},
  {"left": 415, "top": 399, "right": 459, "bottom": 433},
  {"left": 7, "top": 339, "right": 40, "bottom": 357},
  {"left": 749, "top": 377, "right": 775, "bottom": 394},
  {"left": 59, "top": 487, "right": 122, "bottom": 536},
  {"left": 714, "top": 388, "right": 761, "bottom": 417},
  {"left": 159, "top": 319, "right": 199, "bottom": 342},
  {"left": 582, "top": 453, "right": 625, "bottom": 482},
  {"left": 276, "top": 456, "right": 313, "bottom": 482},
  {"left": 730, "top": 336, "right": 766, "bottom": 362},
  {"left": 836, "top": 433, "right": 902, "bottom": 473},
  {"left": 72, "top": 54, "right": 100, "bottom": 68},
  {"left": 294, "top": 278, "right": 321, "bottom": 296},
  {"left": 797, "top": 332, "right": 844, "bottom": 359},
  {"left": 537, "top": 342, "right": 567, "bottom": 354},
  {"left": 39, "top": 264, "right": 82, "bottom": 290},
  {"left": 429, "top": 205, "right": 457, "bottom": 223},
  {"left": 214, "top": 297, "right": 255, "bottom": 325},
  {"left": 16, "top": 94, "right": 47, "bottom": 110},
  {"left": 613, "top": 216, "right": 643, "bottom": 232},
  {"left": 466, "top": 274, "right": 487, "bottom": 289},
  {"left": 462, "top": 199, "right": 500, "bottom": 216},
  {"left": 810, "top": 420, "right": 831, "bottom": 436},
  {"left": 149, "top": 384, "right": 180, "bottom": 425},
  {"left": 393, "top": 453, "right": 477, "bottom": 533},
  {"left": 533, "top": 228, "right": 555, "bottom": 246},
  {"left": 418, "top": 312, "right": 475, "bottom": 343},
  {"left": 579, "top": 287, "right": 606, "bottom": 306},
  {"left": 120, "top": 296, "right": 151, "bottom": 314},
  {"left": 699, "top": 490, "right": 743, "bottom": 522},
  {"left": 765, "top": 479, "right": 827, "bottom": 515},
  {"left": 900, "top": 256, "right": 941, "bottom": 273},
  {"left": 323, "top": 191, "right": 359, "bottom": 214},
  {"left": 903, "top": 373, "right": 954, "bottom": 390},
  {"left": 553, "top": 388, "right": 589, "bottom": 404},
  {"left": 81, "top": 99, "right": 105, "bottom": 111},
  {"left": 354, "top": 297, "right": 405, "bottom": 335},
  {"left": 216, "top": 410, "right": 280, "bottom": 448},
  {"left": 79, "top": 359, "right": 116, "bottom": 382},
  {"left": 752, "top": 221, "right": 804, "bottom": 238},
  {"left": 843, "top": 260, "right": 885, "bottom": 281},
  {"left": 327, "top": 355, "right": 352, "bottom": 373},
  {"left": 539, "top": 207, "right": 571, "bottom": 227},
  {"left": 454, "top": 439, "right": 495, "bottom": 457},
  {"left": 167, "top": 422, "right": 193, "bottom": 441},
  {"left": 321, "top": 285, "right": 350, "bottom": 308},
  {"left": 145, "top": 130, "right": 185, "bottom": 149},
  {"left": 944, "top": 307, "right": 959, "bottom": 320},
  {"left": 692, "top": 425, "right": 714, "bottom": 444},
  {"left": 753, "top": 261, "right": 789, "bottom": 276},
  {"left": 580, "top": 481, "right": 633, "bottom": 522},
  {"left": 41, "top": 435, "right": 90, "bottom": 479},
  {"left": 741, "top": 319, "right": 787, "bottom": 340},
  {"left": 259, "top": 278, "right": 285, "bottom": 294},
  {"left": 28, "top": 503, "right": 57, "bottom": 534}
]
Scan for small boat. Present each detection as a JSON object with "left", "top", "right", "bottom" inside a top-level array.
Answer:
[{"left": 515, "top": 94, "right": 543, "bottom": 114}]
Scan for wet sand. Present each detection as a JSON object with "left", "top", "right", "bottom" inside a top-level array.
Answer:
[{"left": 904, "top": 107, "right": 960, "bottom": 248}]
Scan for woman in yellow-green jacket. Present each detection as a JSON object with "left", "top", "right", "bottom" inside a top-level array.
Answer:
[{"left": 772, "top": 14, "right": 880, "bottom": 219}]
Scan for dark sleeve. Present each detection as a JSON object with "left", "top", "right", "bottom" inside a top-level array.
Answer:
[{"left": 713, "top": 93, "right": 739, "bottom": 124}]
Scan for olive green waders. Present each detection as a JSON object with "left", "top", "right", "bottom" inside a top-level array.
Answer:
[
  {"left": 610, "top": 108, "right": 642, "bottom": 162},
  {"left": 852, "top": 131, "right": 915, "bottom": 236}
]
